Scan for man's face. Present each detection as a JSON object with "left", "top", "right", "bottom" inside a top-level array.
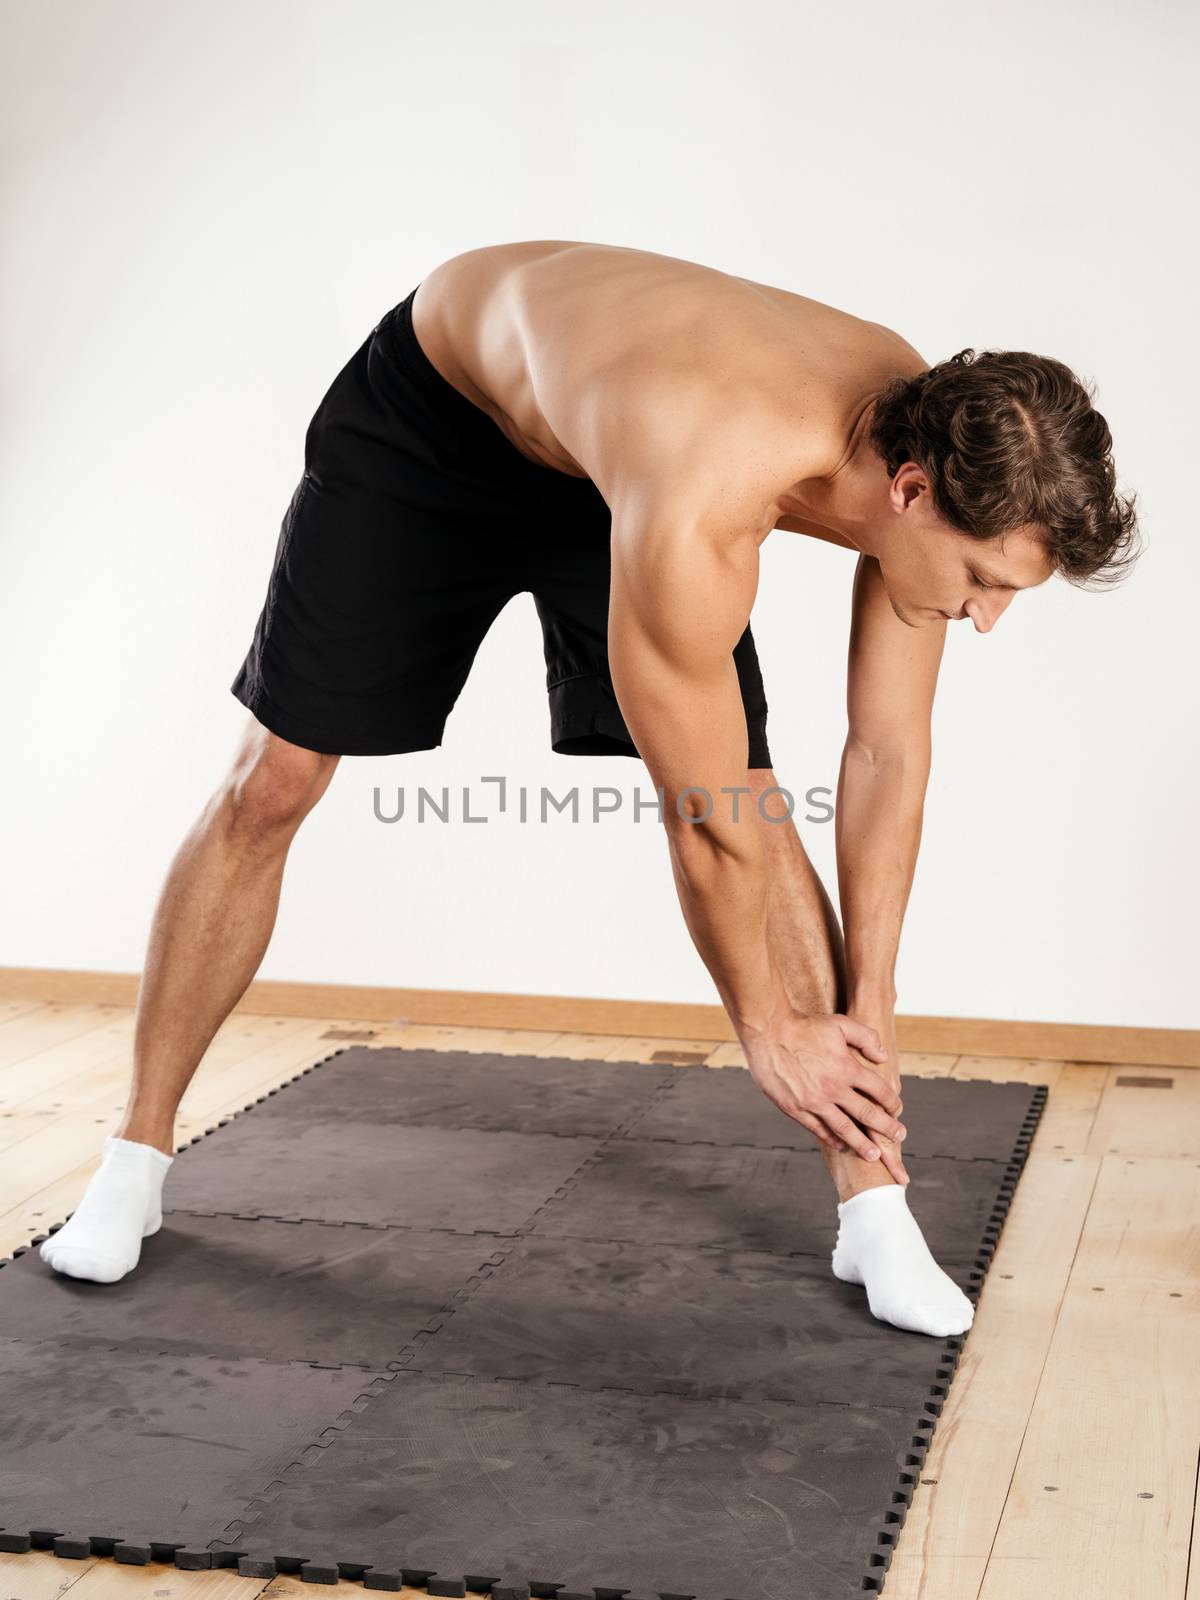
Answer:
[{"left": 877, "top": 463, "right": 1056, "bottom": 631}]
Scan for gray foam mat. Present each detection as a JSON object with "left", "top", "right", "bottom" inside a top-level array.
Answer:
[
  {"left": 0, "top": 1334, "right": 384, "bottom": 1556},
  {"left": 394, "top": 1236, "right": 975, "bottom": 1408},
  {"left": 244, "top": 1048, "right": 678, "bottom": 1135},
  {"left": 213, "top": 1372, "right": 920, "bottom": 1596},
  {"left": 527, "top": 1135, "right": 1015, "bottom": 1261},
  {"left": 0, "top": 1045, "right": 1047, "bottom": 1595},
  {"left": 0, "top": 1214, "right": 513, "bottom": 1369},
  {"left": 163, "top": 1120, "right": 605, "bottom": 1231}
]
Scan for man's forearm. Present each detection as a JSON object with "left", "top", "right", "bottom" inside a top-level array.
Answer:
[
  {"left": 835, "top": 738, "right": 930, "bottom": 1012},
  {"left": 666, "top": 817, "right": 790, "bottom": 1038}
]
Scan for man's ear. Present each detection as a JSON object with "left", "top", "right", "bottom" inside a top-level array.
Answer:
[{"left": 890, "top": 461, "right": 929, "bottom": 512}]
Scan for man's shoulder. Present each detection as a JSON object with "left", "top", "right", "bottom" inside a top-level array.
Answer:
[
  {"left": 862, "top": 320, "right": 929, "bottom": 377},
  {"left": 581, "top": 376, "right": 808, "bottom": 538},
  {"left": 579, "top": 351, "right": 870, "bottom": 535}
]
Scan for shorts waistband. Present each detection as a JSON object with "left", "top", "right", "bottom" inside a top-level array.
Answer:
[
  {"left": 374, "top": 284, "right": 489, "bottom": 430},
  {"left": 370, "top": 285, "right": 610, "bottom": 511}
]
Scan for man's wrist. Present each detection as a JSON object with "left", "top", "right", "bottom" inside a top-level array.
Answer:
[
  {"left": 732, "top": 972, "right": 797, "bottom": 1044},
  {"left": 845, "top": 987, "right": 900, "bottom": 1083}
]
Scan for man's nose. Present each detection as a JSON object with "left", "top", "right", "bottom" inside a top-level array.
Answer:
[{"left": 964, "top": 592, "right": 1014, "bottom": 633}]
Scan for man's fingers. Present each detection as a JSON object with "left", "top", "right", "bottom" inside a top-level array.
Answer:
[
  {"left": 878, "top": 1142, "right": 911, "bottom": 1186},
  {"left": 853, "top": 1065, "right": 903, "bottom": 1116},
  {"left": 825, "top": 1110, "right": 883, "bottom": 1164},
  {"left": 827, "top": 1108, "right": 911, "bottom": 1183},
  {"left": 794, "top": 1110, "right": 847, "bottom": 1152},
  {"left": 843, "top": 1092, "right": 906, "bottom": 1144},
  {"left": 836, "top": 1016, "right": 888, "bottom": 1062},
  {"left": 760, "top": 1077, "right": 848, "bottom": 1151}
]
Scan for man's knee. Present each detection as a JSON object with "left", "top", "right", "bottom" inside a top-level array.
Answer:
[
  {"left": 746, "top": 765, "right": 793, "bottom": 823},
  {"left": 222, "top": 725, "right": 339, "bottom": 841}
]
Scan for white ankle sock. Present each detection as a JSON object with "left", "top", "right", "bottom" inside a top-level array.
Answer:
[
  {"left": 39, "top": 1134, "right": 174, "bottom": 1284},
  {"left": 830, "top": 1182, "right": 975, "bottom": 1337}
]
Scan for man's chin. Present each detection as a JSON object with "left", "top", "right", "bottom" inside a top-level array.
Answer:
[{"left": 886, "top": 593, "right": 926, "bottom": 629}]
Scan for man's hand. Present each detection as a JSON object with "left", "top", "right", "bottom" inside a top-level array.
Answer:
[
  {"left": 844, "top": 1000, "right": 907, "bottom": 1182},
  {"left": 867, "top": 1009, "right": 900, "bottom": 1079},
  {"left": 740, "top": 1009, "right": 908, "bottom": 1183}
]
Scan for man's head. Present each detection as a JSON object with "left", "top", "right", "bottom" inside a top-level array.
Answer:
[{"left": 865, "top": 348, "right": 1140, "bottom": 630}]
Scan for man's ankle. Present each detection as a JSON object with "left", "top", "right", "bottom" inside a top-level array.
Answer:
[
  {"left": 110, "top": 1124, "right": 176, "bottom": 1158},
  {"left": 832, "top": 1166, "right": 899, "bottom": 1205}
]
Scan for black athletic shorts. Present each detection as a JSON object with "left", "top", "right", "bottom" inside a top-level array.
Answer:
[{"left": 231, "top": 286, "right": 772, "bottom": 765}]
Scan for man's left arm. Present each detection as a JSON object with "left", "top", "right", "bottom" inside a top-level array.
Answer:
[{"left": 836, "top": 554, "right": 947, "bottom": 1075}]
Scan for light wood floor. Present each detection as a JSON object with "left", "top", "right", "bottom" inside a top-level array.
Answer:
[{"left": 0, "top": 997, "right": 1196, "bottom": 1600}]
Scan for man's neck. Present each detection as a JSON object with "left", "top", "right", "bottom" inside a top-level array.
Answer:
[{"left": 775, "top": 393, "right": 885, "bottom": 557}]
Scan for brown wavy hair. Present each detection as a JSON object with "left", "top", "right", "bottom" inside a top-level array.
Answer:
[{"left": 867, "top": 349, "right": 1141, "bottom": 586}]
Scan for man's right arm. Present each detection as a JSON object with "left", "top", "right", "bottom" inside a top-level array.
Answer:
[{"left": 606, "top": 509, "right": 907, "bottom": 1172}]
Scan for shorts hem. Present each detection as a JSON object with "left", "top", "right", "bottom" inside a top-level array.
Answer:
[
  {"left": 548, "top": 674, "right": 640, "bottom": 758},
  {"left": 550, "top": 710, "right": 643, "bottom": 758},
  {"left": 230, "top": 677, "right": 446, "bottom": 758},
  {"left": 746, "top": 720, "right": 772, "bottom": 770},
  {"left": 548, "top": 674, "right": 772, "bottom": 768}
]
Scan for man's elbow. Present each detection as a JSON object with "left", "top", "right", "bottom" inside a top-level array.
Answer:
[{"left": 842, "top": 729, "right": 932, "bottom": 776}]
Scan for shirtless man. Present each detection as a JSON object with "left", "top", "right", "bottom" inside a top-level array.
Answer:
[{"left": 41, "top": 242, "right": 1138, "bottom": 1336}]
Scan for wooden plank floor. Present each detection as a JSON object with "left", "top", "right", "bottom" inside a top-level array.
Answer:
[{"left": 0, "top": 998, "right": 1195, "bottom": 1600}]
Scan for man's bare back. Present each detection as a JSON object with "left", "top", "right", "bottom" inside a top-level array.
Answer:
[{"left": 411, "top": 240, "right": 928, "bottom": 536}]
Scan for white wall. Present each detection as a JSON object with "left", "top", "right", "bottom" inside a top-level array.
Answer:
[{"left": 2, "top": 0, "right": 1196, "bottom": 1029}]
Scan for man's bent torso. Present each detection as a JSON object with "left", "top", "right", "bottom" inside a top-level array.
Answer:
[
  {"left": 230, "top": 241, "right": 925, "bottom": 764},
  {"left": 411, "top": 240, "right": 926, "bottom": 534}
]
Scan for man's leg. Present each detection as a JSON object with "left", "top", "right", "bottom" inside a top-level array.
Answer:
[
  {"left": 747, "top": 766, "right": 974, "bottom": 1337},
  {"left": 746, "top": 767, "right": 897, "bottom": 1202},
  {"left": 40, "top": 719, "right": 338, "bottom": 1283}
]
